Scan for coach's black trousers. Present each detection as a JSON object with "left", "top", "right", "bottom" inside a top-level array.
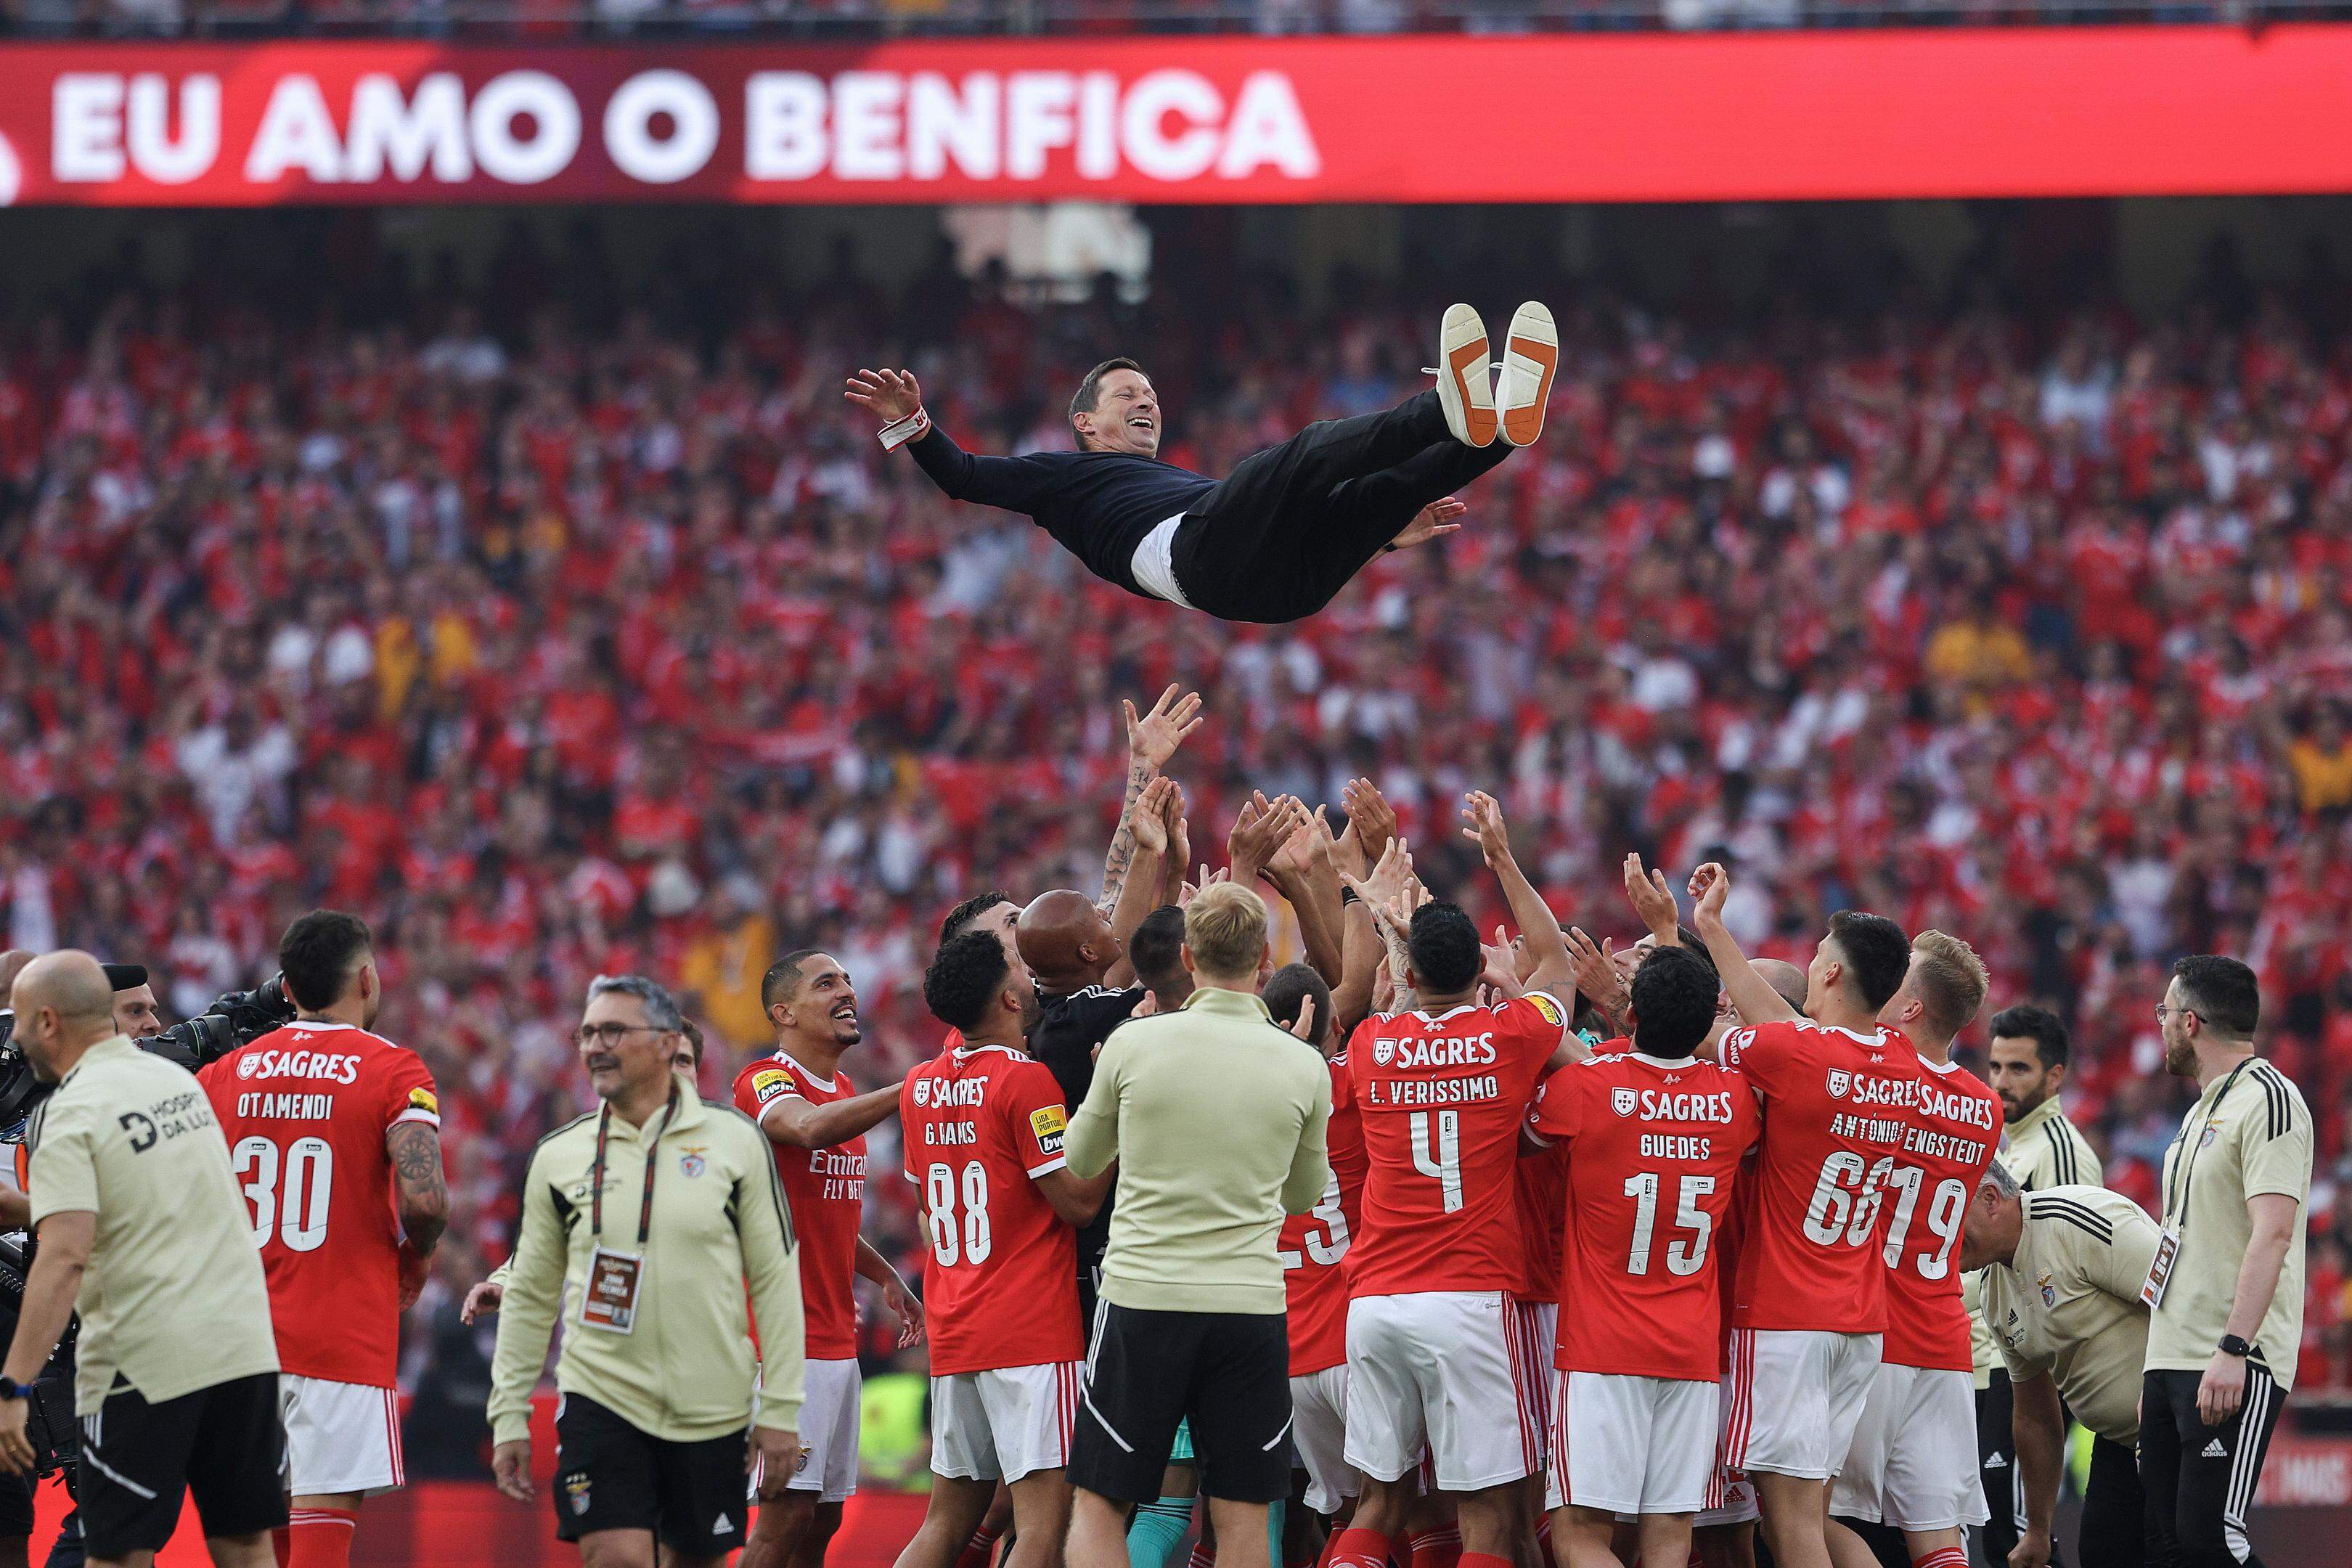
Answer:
[
  {"left": 2139, "top": 1366, "right": 2284, "bottom": 1568},
  {"left": 1169, "top": 391, "right": 1513, "bottom": 624}
]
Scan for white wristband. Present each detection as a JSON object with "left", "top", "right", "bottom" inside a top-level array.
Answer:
[{"left": 878, "top": 410, "right": 931, "bottom": 452}]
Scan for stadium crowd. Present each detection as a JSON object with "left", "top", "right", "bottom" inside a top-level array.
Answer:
[{"left": 1, "top": 226, "right": 2350, "bottom": 1442}]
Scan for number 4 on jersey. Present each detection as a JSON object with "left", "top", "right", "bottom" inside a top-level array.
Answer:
[{"left": 1410, "top": 1109, "right": 1463, "bottom": 1214}]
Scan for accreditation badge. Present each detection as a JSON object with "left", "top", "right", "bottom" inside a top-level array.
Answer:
[
  {"left": 2139, "top": 1228, "right": 2180, "bottom": 1310},
  {"left": 581, "top": 1246, "right": 647, "bottom": 1334}
]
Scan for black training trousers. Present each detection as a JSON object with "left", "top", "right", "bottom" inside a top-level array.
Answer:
[
  {"left": 1169, "top": 391, "right": 1514, "bottom": 624},
  {"left": 2139, "top": 1366, "right": 2284, "bottom": 1568},
  {"left": 2081, "top": 1434, "right": 2165, "bottom": 1568},
  {"left": 1978, "top": 1370, "right": 2030, "bottom": 1568}
]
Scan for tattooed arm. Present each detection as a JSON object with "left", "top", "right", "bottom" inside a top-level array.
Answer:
[
  {"left": 386, "top": 1119, "right": 450, "bottom": 1255},
  {"left": 1099, "top": 685, "right": 1203, "bottom": 912}
]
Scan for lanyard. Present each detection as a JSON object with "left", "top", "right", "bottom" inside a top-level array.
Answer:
[
  {"left": 2164, "top": 1057, "right": 2252, "bottom": 1228},
  {"left": 590, "top": 1084, "right": 679, "bottom": 1248}
]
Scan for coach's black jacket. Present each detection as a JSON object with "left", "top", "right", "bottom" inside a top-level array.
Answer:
[{"left": 908, "top": 426, "right": 1214, "bottom": 597}]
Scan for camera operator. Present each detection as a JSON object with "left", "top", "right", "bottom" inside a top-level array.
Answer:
[
  {"left": 0, "top": 951, "right": 285, "bottom": 1568},
  {"left": 100, "top": 972, "right": 160, "bottom": 1047}
]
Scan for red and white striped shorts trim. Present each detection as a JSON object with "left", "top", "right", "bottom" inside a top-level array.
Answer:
[{"left": 1499, "top": 1297, "right": 1544, "bottom": 1475}]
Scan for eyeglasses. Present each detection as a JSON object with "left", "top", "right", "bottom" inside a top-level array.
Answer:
[
  {"left": 2152, "top": 1003, "right": 2203, "bottom": 1026},
  {"left": 573, "top": 1023, "right": 666, "bottom": 1049}
]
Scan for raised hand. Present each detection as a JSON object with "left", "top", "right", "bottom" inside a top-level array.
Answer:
[
  {"left": 844, "top": 367, "right": 923, "bottom": 425},
  {"left": 1460, "top": 790, "right": 1514, "bottom": 868},
  {"left": 1566, "top": 926, "right": 1630, "bottom": 1032},
  {"left": 1389, "top": 497, "right": 1467, "bottom": 552},
  {"left": 1124, "top": 685, "right": 1204, "bottom": 770},
  {"left": 1340, "top": 835, "right": 1414, "bottom": 911},
  {"left": 1230, "top": 792, "right": 1310, "bottom": 888},
  {"left": 1623, "top": 852, "right": 1682, "bottom": 941},
  {"left": 1269, "top": 806, "right": 1328, "bottom": 878},
  {"left": 1687, "top": 861, "right": 1731, "bottom": 928},
  {"left": 1162, "top": 781, "right": 1191, "bottom": 886},
  {"left": 1129, "top": 776, "right": 1175, "bottom": 857},
  {"left": 1341, "top": 777, "right": 1398, "bottom": 867}
]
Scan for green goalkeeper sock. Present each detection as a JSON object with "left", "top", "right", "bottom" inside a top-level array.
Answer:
[{"left": 1127, "top": 1498, "right": 1195, "bottom": 1568}]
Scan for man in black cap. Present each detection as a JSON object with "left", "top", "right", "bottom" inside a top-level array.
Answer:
[{"left": 102, "top": 965, "right": 162, "bottom": 1045}]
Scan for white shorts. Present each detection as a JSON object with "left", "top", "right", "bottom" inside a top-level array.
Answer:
[
  {"left": 1344, "top": 1291, "right": 1540, "bottom": 1492},
  {"left": 1719, "top": 1328, "right": 1882, "bottom": 1482},
  {"left": 280, "top": 1374, "right": 404, "bottom": 1498},
  {"left": 1829, "top": 1364, "right": 1988, "bottom": 1531},
  {"left": 751, "top": 1356, "right": 859, "bottom": 1503},
  {"left": 1698, "top": 1470, "right": 1759, "bottom": 1528},
  {"left": 1696, "top": 1373, "right": 1758, "bottom": 1527},
  {"left": 931, "top": 1362, "right": 1081, "bottom": 1484},
  {"left": 1543, "top": 1371, "right": 1716, "bottom": 1517},
  {"left": 1514, "top": 1302, "right": 1558, "bottom": 1469},
  {"left": 1290, "top": 1365, "right": 1360, "bottom": 1516}
]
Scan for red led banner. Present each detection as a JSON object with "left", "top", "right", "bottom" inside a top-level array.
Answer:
[{"left": 0, "top": 27, "right": 2349, "bottom": 206}]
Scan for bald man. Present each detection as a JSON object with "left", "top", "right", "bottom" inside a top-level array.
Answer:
[
  {"left": 1753, "top": 959, "right": 1809, "bottom": 1016},
  {"left": 1, "top": 952, "right": 284, "bottom": 1568}
]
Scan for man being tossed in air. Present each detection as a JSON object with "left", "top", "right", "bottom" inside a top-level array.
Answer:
[{"left": 847, "top": 303, "right": 1557, "bottom": 624}]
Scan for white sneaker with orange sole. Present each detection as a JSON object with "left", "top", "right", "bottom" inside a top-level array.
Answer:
[
  {"left": 1497, "top": 301, "right": 1558, "bottom": 447},
  {"left": 1429, "top": 303, "right": 1496, "bottom": 448}
]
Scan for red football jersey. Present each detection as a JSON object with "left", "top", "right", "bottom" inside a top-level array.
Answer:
[
  {"left": 1281, "top": 1055, "right": 1367, "bottom": 1376},
  {"left": 198, "top": 1021, "right": 439, "bottom": 1388},
  {"left": 899, "top": 1043, "right": 1082, "bottom": 1376},
  {"left": 732, "top": 1052, "right": 867, "bottom": 1360},
  {"left": 1880, "top": 1055, "right": 2004, "bottom": 1370},
  {"left": 1527, "top": 1051, "right": 1760, "bottom": 1381},
  {"left": 1344, "top": 992, "right": 1570, "bottom": 1298},
  {"left": 1718, "top": 1021, "right": 1924, "bottom": 1334},
  {"left": 1514, "top": 1143, "right": 1569, "bottom": 1306}
]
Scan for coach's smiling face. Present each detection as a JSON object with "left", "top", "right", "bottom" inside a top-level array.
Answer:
[{"left": 1074, "top": 369, "right": 1161, "bottom": 459}]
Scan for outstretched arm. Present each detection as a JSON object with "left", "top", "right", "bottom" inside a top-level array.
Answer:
[
  {"left": 1103, "top": 777, "right": 1172, "bottom": 987},
  {"left": 761, "top": 1082, "right": 905, "bottom": 1150},
  {"left": 1689, "top": 863, "right": 1798, "bottom": 1026},
  {"left": 1101, "top": 685, "right": 1202, "bottom": 914},
  {"left": 1461, "top": 792, "right": 1575, "bottom": 998},
  {"left": 847, "top": 367, "right": 1059, "bottom": 512}
]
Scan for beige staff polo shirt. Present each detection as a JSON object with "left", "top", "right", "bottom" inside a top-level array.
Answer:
[
  {"left": 2146, "top": 1056, "right": 2311, "bottom": 1390},
  {"left": 27, "top": 1034, "right": 279, "bottom": 1411}
]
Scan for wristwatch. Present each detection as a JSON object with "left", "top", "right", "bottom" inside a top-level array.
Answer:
[
  {"left": 2218, "top": 1334, "right": 2252, "bottom": 1358},
  {"left": 0, "top": 1377, "right": 25, "bottom": 1402}
]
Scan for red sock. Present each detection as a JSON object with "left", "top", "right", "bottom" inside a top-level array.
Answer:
[
  {"left": 1188, "top": 1543, "right": 1217, "bottom": 1568},
  {"left": 1407, "top": 1527, "right": 1461, "bottom": 1568},
  {"left": 1911, "top": 1551, "right": 1969, "bottom": 1568},
  {"left": 271, "top": 1527, "right": 291, "bottom": 1568},
  {"left": 955, "top": 1524, "right": 1004, "bottom": 1568},
  {"left": 286, "top": 1507, "right": 357, "bottom": 1568},
  {"left": 1330, "top": 1525, "right": 1392, "bottom": 1568}
]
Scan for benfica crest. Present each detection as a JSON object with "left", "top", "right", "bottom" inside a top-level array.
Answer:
[
  {"left": 1611, "top": 1087, "right": 1638, "bottom": 1117},
  {"left": 1826, "top": 1069, "right": 1853, "bottom": 1099}
]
